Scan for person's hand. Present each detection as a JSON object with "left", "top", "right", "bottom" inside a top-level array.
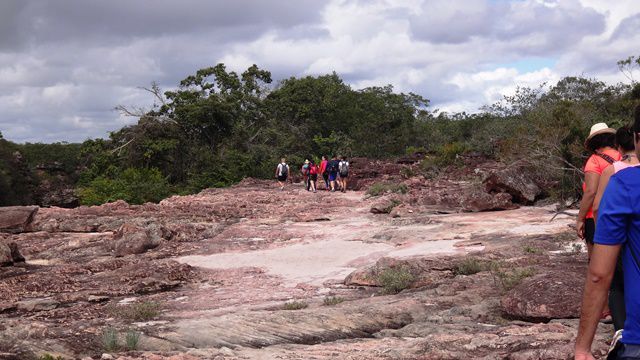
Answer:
[
  {"left": 574, "top": 349, "right": 595, "bottom": 360},
  {"left": 576, "top": 218, "right": 585, "bottom": 239}
]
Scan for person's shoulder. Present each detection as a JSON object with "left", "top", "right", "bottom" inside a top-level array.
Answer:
[{"left": 611, "top": 166, "right": 640, "bottom": 187}]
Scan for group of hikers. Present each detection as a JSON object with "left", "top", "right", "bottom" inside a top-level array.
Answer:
[
  {"left": 575, "top": 105, "right": 640, "bottom": 359},
  {"left": 275, "top": 155, "right": 350, "bottom": 192}
]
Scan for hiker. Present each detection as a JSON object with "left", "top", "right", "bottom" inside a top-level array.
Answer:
[
  {"left": 328, "top": 155, "right": 340, "bottom": 192},
  {"left": 308, "top": 160, "right": 318, "bottom": 193},
  {"left": 301, "top": 159, "right": 310, "bottom": 191},
  {"left": 320, "top": 155, "right": 329, "bottom": 190},
  {"left": 591, "top": 126, "right": 640, "bottom": 333},
  {"left": 338, "top": 156, "right": 350, "bottom": 193},
  {"left": 574, "top": 108, "right": 640, "bottom": 359},
  {"left": 275, "top": 158, "right": 290, "bottom": 190},
  {"left": 576, "top": 123, "right": 620, "bottom": 260}
]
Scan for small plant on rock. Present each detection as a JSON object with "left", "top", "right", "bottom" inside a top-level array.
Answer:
[
  {"left": 523, "top": 246, "right": 542, "bottom": 254},
  {"left": 38, "top": 354, "right": 64, "bottom": 360},
  {"left": 125, "top": 330, "right": 140, "bottom": 351},
  {"left": 572, "top": 243, "right": 583, "bottom": 254},
  {"left": 102, "top": 327, "right": 119, "bottom": 352},
  {"left": 323, "top": 296, "right": 345, "bottom": 306},
  {"left": 377, "top": 266, "right": 415, "bottom": 294},
  {"left": 489, "top": 262, "right": 536, "bottom": 292},
  {"left": 366, "top": 183, "right": 408, "bottom": 197},
  {"left": 115, "top": 301, "right": 161, "bottom": 322},
  {"left": 453, "top": 258, "right": 488, "bottom": 276},
  {"left": 283, "top": 301, "right": 308, "bottom": 310}
]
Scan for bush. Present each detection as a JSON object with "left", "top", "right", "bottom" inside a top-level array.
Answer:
[
  {"left": 523, "top": 246, "right": 542, "bottom": 254},
  {"left": 453, "top": 258, "right": 489, "bottom": 276},
  {"left": 366, "top": 182, "right": 408, "bottom": 196},
  {"left": 490, "top": 262, "right": 536, "bottom": 291},
  {"left": 377, "top": 266, "right": 415, "bottom": 294},
  {"left": 38, "top": 355, "right": 64, "bottom": 360},
  {"left": 125, "top": 330, "right": 140, "bottom": 351},
  {"left": 323, "top": 296, "right": 345, "bottom": 306},
  {"left": 283, "top": 301, "right": 308, "bottom": 310},
  {"left": 102, "top": 327, "right": 119, "bottom": 352},
  {"left": 79, "top": 167, "right": 171, "bottom": 205},
  {"left": 113, "top": 301, "right": 161, "bottom": 322}
]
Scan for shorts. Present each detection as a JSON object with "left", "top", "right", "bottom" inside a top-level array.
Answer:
[
  {"left": 329, "top": 172, "right": 337, "bottom": 181},
  {"left": 277, "top": 175, "right": 287, "bottom": 182},
  {"left": 340, "top": 172, "right": 349, "bottom": 178},
  {"left": 310, "top": 174, "right": 318, "bottom": 181},
  {"left": 585, "top": 218, "right": 595, "bottom": 245}
]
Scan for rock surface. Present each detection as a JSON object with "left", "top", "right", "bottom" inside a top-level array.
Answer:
[
  {"left": 0, "top": 178, "right": 609, "bottom": 359},
  {"left": 484, "top": 166, "right": 542, "bottom": 204}
]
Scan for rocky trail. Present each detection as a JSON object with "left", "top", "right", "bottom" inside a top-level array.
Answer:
[{"left": 0, "top": 174, "right": 614, "bottom": 359}]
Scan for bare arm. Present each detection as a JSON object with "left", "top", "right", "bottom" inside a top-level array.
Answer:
[
  {"left": 576, "top": 172, "right": 600, "bottom": 238},
  {"left": 575, "top": 244, "right": 621, "bottom": 358},
  {"left": 592, "top": 166, "right": 614, "bottom": 221}
]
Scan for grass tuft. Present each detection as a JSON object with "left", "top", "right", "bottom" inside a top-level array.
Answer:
[
  {"left": 125, "top": 330, "right": 140, "bottom": 351},
  {"left": 377, "top": 266, "right": 415, "bottom": 294},
  {"left": 323, "top": 296, "right": 345, "bottom": 306},
  {"left": 102, "top": 327, "right": 119, "bottom": 352},
  {"left": 366, "top": 183, "right": 408, "bottom": 196},
  {"left": 283, "top": 301, "right": 308, "bottom": 310}
]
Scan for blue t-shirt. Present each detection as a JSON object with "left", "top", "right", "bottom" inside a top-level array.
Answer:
[{"left": 595, "top": 166, "right": 640, "bottom": 344}]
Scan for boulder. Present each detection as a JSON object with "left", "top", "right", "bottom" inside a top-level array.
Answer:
[
  {"left": 483, "top": 166, "right": 542, "bottom": 204},
  {"left": 501, "top": 269, "right": 583, "bottom": 320},
  {"left": 460, "top": 189, "right": 518, "bottom": 212},
  {"left": 0, "top": 206, "right": 38, "bottom": 233},
  {"left": 113, "top": 222, "right": 165, "bottom": 257},
  {"left": 16, "top": 298, "right": 59, "bottom": 312},
  {"left": 0, "top": 241, "right": 25, "bottom": 266},
  {"left": 370, "top": 197, "right": 401, "bottom": 214}
]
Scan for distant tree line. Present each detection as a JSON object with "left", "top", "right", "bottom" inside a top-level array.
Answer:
[{"left": 0, "top": 61, "right": 638, "bottom": 206}]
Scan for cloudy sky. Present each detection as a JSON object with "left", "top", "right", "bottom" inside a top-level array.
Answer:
[{"left": 0, "top": 0, "right": 638, "bottom": 143}]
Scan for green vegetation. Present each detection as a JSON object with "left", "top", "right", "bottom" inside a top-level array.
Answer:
[
  {"left": 38, "top": 354, "right": 64, "bottom": 360},
  {"left": 283, "top": 301, "right": 308, "bottom": 310},
  {"left": 1, "top": 56, "right": 639, "bottom": 206},
  {"left": 102, "top": 327, "right": 119, "bottom": 352},
  {"left": 453, "top": 258, "right": 490, "bottom": 276},
  {"left": 489, "top": 262, "right": 536, "bottom": 291},
  {"left": 523, "top": 246, "right": 543, "bottom": 254},
  {"left": 125, "top": 330, "right": 141, "bottom": 351},
  {"left": 366, "top": 182, "right": 408, "bottom": 196},
  {"left": 323, "top": 296, "right": 345, "bottom": 306},
  {"left": 113, "top": 301, "right": 161, "bottom": 322},
  {"left": 377, "top": 266, "right": 415, "bottom": 294}
]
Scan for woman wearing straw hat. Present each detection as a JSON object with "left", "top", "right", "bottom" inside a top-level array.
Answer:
[{"left": 577, "top": 123, "right": 621, "bottom": 259}]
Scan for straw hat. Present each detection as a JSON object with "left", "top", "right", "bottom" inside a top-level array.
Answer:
[
  {"left": 304, "top": 159, "right": 309, "bottom": 164},
  {"left": 585, "top": 122, "right": 615, "bottom": 148}
]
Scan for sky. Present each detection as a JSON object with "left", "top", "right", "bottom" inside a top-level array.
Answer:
[{"left": 0, "top": 0, "right": 639, "bottom": 143}]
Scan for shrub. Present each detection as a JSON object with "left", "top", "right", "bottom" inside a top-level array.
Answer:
[
  {"left": 102, "top": 327, "right": 119, "bottom": 352},
  {"left": 38, "top": 355, "right": 64, "bottom": 360},
  {"left": 377, "top": 266, "right": 415, "bottom": 294},
  {"left": 114, "top": 301, "right": 161, "bottom": 322},
  {"left": 366, "top": 182, "right": 408, "bottom": 196},
  {"left": 490, "top": 262, "right": 536, "bottom": 291},
  {"left": 453, "top": 258, "right": 489, "bottom": 276},
  {"left": 125, "top": 330, "right": 140, "bottom": 351},
  {"left": 283, "top": 301, "right": 308, "bottom": 310},
  {"left": 523, "top": 246, "right": 542, "bottom": 254},
  {"left": 79, "top": 167, "right": 171, "bottom": 205},
  {"left": 323, "top": 296, "right": 345, "bottom": 306}
]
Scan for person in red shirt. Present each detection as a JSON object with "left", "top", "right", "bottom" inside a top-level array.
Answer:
[
  {"left": 319, "top": 155, "right": 329, "bottom": 191},
  {"left": 308, "top": 160, "right": 318, "bottom": 193},
  {"left": 577, "top": 123, "right": 621, "bottom": 258}
]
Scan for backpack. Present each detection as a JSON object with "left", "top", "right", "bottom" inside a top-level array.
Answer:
[
  {"left": 301, "top": 164, "right": 309, "bottom": 175},
  {"left": 329, "top": 160, "right": 339, "bottom": 173},
  {"left": 279, "top": 163, "right": 288, "bottom": 176},
  {"left": 339, "top": 161, "right": 349, "bottom": 176},
  {"left": 309, "top": 164, "right": 318, "bottom": 175}
]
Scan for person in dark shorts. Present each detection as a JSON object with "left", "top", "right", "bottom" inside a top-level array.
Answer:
[
  {"left": 338, "top": 156, "right": 350, "bottom": 193},
  {"left": 577, "top": 123, "right": 620, "bottom": 258},
  {"left": 275, "top": 158, "right": 289, "bottom": 190},
  {"left": 320, "top": 156, "right": 329, "bottom": 190},
  {"left": 328, "top": 155, "right": 339, "bottom": 192},
  {"left": 589, "top": 126, "right": 640, "bottom": 334}
]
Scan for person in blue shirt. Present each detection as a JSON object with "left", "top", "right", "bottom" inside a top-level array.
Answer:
[{"left": 575, "top": 106, "right": 640, "bottom": 360}]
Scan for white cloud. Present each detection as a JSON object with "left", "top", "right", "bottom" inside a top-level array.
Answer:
[{"left": 0, "top": 0, "right": 639, "bottom": 142}]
